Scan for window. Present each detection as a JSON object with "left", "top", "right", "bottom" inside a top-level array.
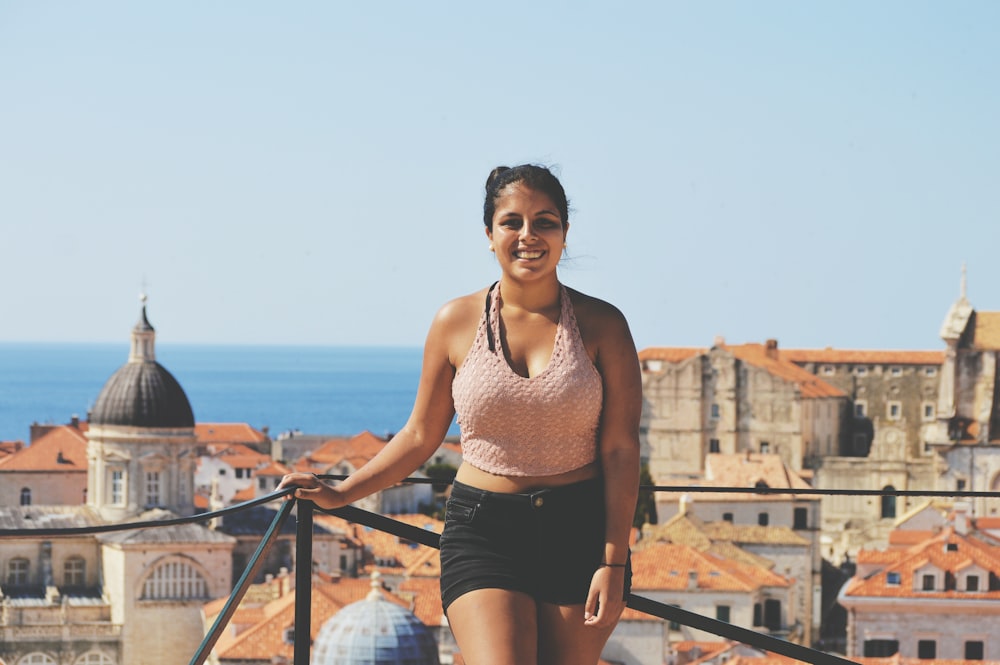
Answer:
[
  {"left": 881, "top": 487, "right": 897, "bottom": 518},
  {"left": 966, "top": 641, "right": 985, "bottom": 660},
  {"left": 922, "top": 574, "right": 935, "bottom": 591},
  {"left": 709, "top": 438, "right": 720, "bottom": 453},
  {"left": 141, "top": 560, "right": 209, "bottom": 600},
  {"left": 854, "top": 401, "right": 867, "bottom": 418},
  {"left": 967, "top": 575, "right": 980, "bottom": 591},
  {"left": 75, "top": 652, "right": 115, "bottom": 665},
  {"left": 887, "top": 571, "right": 901, "bottom": 585},
  {"left": 715, "top": 605, "right": 731, "bottom": 623},
  {"left": 887, "top": 401, "right": 902, "bottom": 420},
  {"left": 925, "top": 366, "right": 938, "bottom": 376},
  {"left": 759, "top": 441, "right": 770, "bottom": 454},
  {"left": 922, "top": 403, "right": 935, "bottom": 421},
  {"left": 20, "top": 487, "right": 31, "bottom": 506},
  {"left": 763, "top": 599, "right": 781, "bottom": 630},
  {"left": 235, "top": 468, "right": 245, "bottom": 479},
  {"left": 918, "top": 640, "right": 937, "bottom": 659},
  {"left": 821, "top": 365, "right": 834, "bottom": 375},
  {"left": 218, "top": 468, "right": 227, "bottom": 475},
  {"left": 863, "top": 640, "right": 899, "bottom": 657},
  {"left": 668, "top": 604, "right": 682, "bottom": 630},
  {"left": 793, "top": 507, "right": 808, "bottom": 530},
  {"left": 110, "top": 469, "right": 125, "bottom": 505},
  {"left": 855, "top": 366, "right": 868, "bottom": 376},
  {"left": 145, "top": 471, "right": 160, "bottom": 507},
  {"left": 18, "top": 654, "right": 56, "bottom": 664},
  {"left": 758, "top": 512, "right": 769, "bottom": 526},
  {"left": 259, "top": 477, "right": 268, "bottom": 489},
  {"left": 710, "top": 403, "right": 720, "bottom": 419},
  {"left": 890, "top": 366, "right": 902, "bottom": 376},
  {"left": 7, "top": 557, "right": 30, "bottom": 585},
  {"left": 283, "top": 626, "right": 295, "bottom": 645},
  {"left": 64, "top": 557, "right": 86, "bottom": 587},
  {"left": 957, "top": 479, "right": 967, "bottom": 491},
  {"left": 722, "top": 512, "right": 733, "bottom": 522},
  {"left": 753, "top": 602, "right": 762, "bottom": 626}
]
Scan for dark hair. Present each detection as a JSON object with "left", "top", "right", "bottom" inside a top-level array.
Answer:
[{"left": 483, "top": 164, "right": 569, "bottom": 228}]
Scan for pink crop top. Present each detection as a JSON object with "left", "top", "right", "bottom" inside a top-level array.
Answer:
[{"left": 452, "top": 282, "right": 604, "bottom": 476}]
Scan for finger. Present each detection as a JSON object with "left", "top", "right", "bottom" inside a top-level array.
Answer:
[{"left": 583, "top": 587, "right": 600, "bottom": 623}]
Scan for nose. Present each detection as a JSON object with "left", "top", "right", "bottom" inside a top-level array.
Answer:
[{"left": 520, "top": 221, "right": 538, "bottom": 240}]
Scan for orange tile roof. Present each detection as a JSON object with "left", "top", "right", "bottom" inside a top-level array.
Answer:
[
  {"left": 1, "top": 440, "right": 24, "bottom": 457},
  {"left": 631, "top": 543, "right": 790, "bottom": 592},
  {"left": 973, "top": 311, "right": 1000, "bottom": 351},
  {"left": 844, "top": 529, "right": 1000, "bottom": 600},
  {"left": 195, "top": 422, "right": 269, "bottom": 445},
  {"left": 0, "top": 425, "right": 87, "bottom": 472},
  {"left": 255, "top": 461, "right": 292, "bottom": 476},
  {"left": 314, "top": 513, "right": 443, "bottom": 577},
  {"left": 856, "top": 657, "right": 1000, "bottom": 665},
  {"left": 705, "top": 453, "right": 814, "bottom": 491},
  {"left": 638, "top": 343, "right": 845, "bottom": 398},
  {"left": 780, "top": 348, "right": 944, "bottom": 365},
  {"left": 208, "top": 577, "right": 440, "bottom": 661},
  {"left": 231, "top": 485, "right": 256, "bottom": 503},
  {"left": 306, "top": 431, "right": 387, "bottom": 469}
]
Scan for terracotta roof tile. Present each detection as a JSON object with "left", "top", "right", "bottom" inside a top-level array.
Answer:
[
  {"left": 631, "top": 543, "right": 789, "bottom": 592},
  {"left": 639, "top": 347, "right": 707, "bottom": 363},
  {"left": 0, "top": 425, "right": 87, "bottom": 472},
  {"left": 255, "top": 461, "right": 292, "bottom": 476},
  {"left": 306, "top": 431, "right": 387, "bottom": 469},
  {"left": 195, "top": 423, "right": 269, "bottom": 445},
  {"left": 856, "top": 658, "right": 1000, "bottom": 665},
  {"left": 0, "top": 440, "right": 24, "bottom": 458},
  {"left": 973, "top": 311, "right": 1000, "bottom": 351},
  {"left": 844, "top": 529, "right": 1000, "bottom": 600},
  {"left": 780, "top": 348, "right": 944, "bottom": 365},
  {"left": 705, "top": 453, "right": 814, "bottom": 491}
]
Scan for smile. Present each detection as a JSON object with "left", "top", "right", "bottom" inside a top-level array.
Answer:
[{"left": 514, "top": 250, "right": 545, "bottom": 260}]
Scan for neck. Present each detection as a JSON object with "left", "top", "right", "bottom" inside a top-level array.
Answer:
[{"left": 498, "top": 276, "right": 561, "bottom": 313}]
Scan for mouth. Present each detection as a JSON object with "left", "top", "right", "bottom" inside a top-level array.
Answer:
[{"left": 513, "top": 249, "right": 545, "bottom": 260}]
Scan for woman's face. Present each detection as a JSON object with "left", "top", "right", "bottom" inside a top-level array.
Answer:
[{"left": 486, "top": 182, "right": 568, "bottom": 283}]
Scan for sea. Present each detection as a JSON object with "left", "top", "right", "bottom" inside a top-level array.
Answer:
[{"left": 0, "top": 343, "right": 456, "bottom": 443}]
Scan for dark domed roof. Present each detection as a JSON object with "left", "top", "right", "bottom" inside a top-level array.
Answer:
[
  {"left": 90, "top": 361, "right": 194, "bottom": 428},
  {"left": 89, "top": 301, "right": 194, "bottom": 429}
]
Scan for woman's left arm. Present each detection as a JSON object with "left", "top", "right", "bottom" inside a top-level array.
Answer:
[{"left": 584, "top": 303, "right": 642, "bottom": 628}]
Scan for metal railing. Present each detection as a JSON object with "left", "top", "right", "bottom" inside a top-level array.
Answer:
[{"left": 5, "top": 482, "right": 998, "bottom": 665}]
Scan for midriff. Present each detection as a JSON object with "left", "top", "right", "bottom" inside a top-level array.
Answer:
[{"left": 453, "top": 459, "right": 601, "bottom": 494}]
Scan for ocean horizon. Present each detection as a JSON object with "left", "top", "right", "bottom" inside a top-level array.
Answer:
[{"left": 0, "top": 342, "right": 449, "bottom": 443}]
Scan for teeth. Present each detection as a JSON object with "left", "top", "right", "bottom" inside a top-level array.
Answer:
[{"left": 515, "top": 250, "right": 544, "bottom": 259}]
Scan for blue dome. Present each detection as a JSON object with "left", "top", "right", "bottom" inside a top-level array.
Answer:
[{"left": 312, "top": 588, "right": 439, "bottom": 665}]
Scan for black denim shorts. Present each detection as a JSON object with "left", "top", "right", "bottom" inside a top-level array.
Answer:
[{"left": 439, "top": 477, "right": 632, "bottom": 613}]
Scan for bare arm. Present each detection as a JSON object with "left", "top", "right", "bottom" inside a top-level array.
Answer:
[
  {"left": 585, "top": 303, "right": 642, "bottom": 627},
  {"left": 278, "top": 303, "right": 463, "bottom": 509}
]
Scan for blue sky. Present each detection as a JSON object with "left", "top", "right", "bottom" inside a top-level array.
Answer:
[{"left": 1, "top": 2, "right": 997, "bottom": 351}]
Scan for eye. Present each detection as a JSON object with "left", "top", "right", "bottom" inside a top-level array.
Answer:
[{"left": 500, "top": 218, "right": 523, "bottom": 229}]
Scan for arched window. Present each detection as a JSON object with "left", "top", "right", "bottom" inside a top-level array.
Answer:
[
  {"left": 881, "top": 486, "right": 897, "bottom": 519},
  {"left": 7, "top": 557, "right": 30, "bottom": 586},
  {"left": 74, "top": 652, "right": 114, "bottom": 665},
  {"left": 141, "top": 560, "right": 208, "bottom": 600},
  {"left": 64, "top": 556, "right": 86, "bottom": 587},
  {"left": 18, "top": 654, "right": 56, "bottom": 665},
  {"left": 20, "top": 487, "right": 31, "bottom": 506}
]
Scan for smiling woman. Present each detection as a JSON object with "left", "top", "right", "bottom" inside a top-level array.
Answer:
[{"left": 279, "top": 164, "right": 642, "bottom": 665}]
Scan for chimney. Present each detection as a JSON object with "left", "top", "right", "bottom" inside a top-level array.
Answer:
[
  {"left": 687, "top": 571, "right": 698, "bottom": 590},
  {"left": 954, "top": 501, "right": 971, "bottom": 535},
  {"left": 679, "top": 494, "right": 693, "bottom": 515},
  {"left": 765, "top": 339, "right": 779, "bottom": 359}
]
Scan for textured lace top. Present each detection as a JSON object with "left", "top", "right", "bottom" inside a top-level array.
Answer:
[{"left": 452, "top": 283, "right": 603, "bottom": 476}]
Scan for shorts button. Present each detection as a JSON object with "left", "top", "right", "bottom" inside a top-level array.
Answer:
[{"left": 533, "top": 496, "right": 544, "bottom": 508}]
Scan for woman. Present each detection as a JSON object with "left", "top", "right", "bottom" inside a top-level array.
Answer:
[{"left": 278, "top": 164, "right": 641, "bottom": 665}]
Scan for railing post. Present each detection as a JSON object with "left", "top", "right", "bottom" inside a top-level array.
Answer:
[{"left": 294, "top": 499, "right": 313, "bottom": 665}]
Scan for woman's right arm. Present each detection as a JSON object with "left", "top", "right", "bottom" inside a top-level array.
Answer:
[{"left": 278, "top": 300, "right": 466, "bottom": 510}]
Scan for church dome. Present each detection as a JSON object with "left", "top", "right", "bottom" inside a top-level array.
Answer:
[
  {"left": 89, "top": 300, "right": 195, "bottom": 428},
  {"left": 312, "top": 576, "right": 439, "bottom": 665}
]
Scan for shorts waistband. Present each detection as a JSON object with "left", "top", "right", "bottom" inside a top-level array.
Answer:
[{"left": 450, "top": 477, "right": 601, "bottom": 509}]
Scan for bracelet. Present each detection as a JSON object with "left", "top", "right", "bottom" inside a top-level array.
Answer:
[{"left": 599, "top": 562, "right": 627, "bottom": 568}]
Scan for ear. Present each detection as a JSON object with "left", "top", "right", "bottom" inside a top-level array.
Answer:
[
  {"left": 562, "top": 221, "right": 570, "bottom": 241},
  {"left": 484, "top": 225, "right": 493, "bottom": 242}
]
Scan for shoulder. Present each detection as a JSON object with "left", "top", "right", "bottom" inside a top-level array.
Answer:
[
  {"left": 432, "top": 287, "right": 491, "bottom": 330},
  {"left": 564, "top": 286, "right": 631, "bottom": 342},
  {"left": 427, "top": 287, "right": 492, "bottom": 367}
]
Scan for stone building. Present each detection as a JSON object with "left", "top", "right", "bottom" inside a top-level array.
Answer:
[
  {"left": 0, "top": 300, "right": 236, "bottom": 665},
  {"left": 639, "top": 340, "right": 849, "bottom": 479}
]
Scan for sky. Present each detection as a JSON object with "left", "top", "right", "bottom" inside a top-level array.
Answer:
[{"left": 1, "top": 2, "right": 998, "bottom": 352}]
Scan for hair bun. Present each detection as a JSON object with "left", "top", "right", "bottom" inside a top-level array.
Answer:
[{"left": 485, "top": 166, "right": 510, "bottom": 192}]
